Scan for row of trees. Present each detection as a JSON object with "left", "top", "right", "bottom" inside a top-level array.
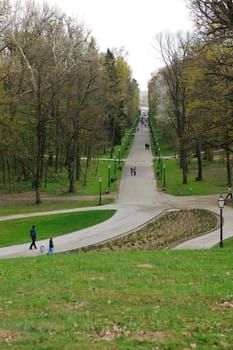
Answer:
[
  {"left": 148, "top": 0, "right": 233, "bottom": 186},
  {"left": 0, "top": 1, "right": 139, "bottom": 203}
]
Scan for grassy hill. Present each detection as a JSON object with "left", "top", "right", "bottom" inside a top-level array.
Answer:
[{"left": 1, "top": 248, "right": 233, "bottom": 349}]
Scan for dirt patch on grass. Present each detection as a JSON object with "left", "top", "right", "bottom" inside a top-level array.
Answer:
[
  {"left": 94, "top": 324, "right": 174, "bottom": 343},
  {"left": 214, "top": 301, "right": 233, "bottom": 308},
  {"left": 80, "top": 209, "right": 218, "bottom": 252},
  {"left": 0, "top": 329, "right": 23, "bottom": 343},
  {"left": 135, "top": 264, "right": 154, "bottom": 269}
]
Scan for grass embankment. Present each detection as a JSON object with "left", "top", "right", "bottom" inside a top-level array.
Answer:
[
  {"left": 155, "top": 156, "right": 229, "bottom": 196},
  {"left": 80, "top": 209, "right": 218, "bottom": 252},
  {"left": 1, "top": 128, "right": 233, "bottom": 348},
  {"left": 1, "top": 250, "right": 233, "bottom": 349},
  {"left": 0, "top": 198, "right": 114, "bottom": 217},
  {"left": 0, "top": 210, "right": 116, "bottom": 247}
]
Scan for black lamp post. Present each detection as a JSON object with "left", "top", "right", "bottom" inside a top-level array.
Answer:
[
  {"left": 108, "top": 164, "right": 111, "bottom": 190},
  {"left": 118, "top": 148, "right": 121, "bottom": 164},
  {"left": 99, "top": 177, "right": 102, "bottom": 205},
  {"left": 122, "top": 143, "right": 124, "bottom": 159},
  {"left": 218, "top": 194, "right": 224, "bottom": 248},
  {"left": 162, "top": 164, "right": 166, "bottom": 191},
  {"left": 114, "top": 156, "right": 116, "bottom": 176},
  {"left": 160, "top": 158, "right": 162, "bottom": 180}
]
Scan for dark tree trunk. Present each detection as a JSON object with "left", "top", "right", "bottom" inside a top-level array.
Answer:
[
  {"left": 196, "top": 142, "right": 203, "bottom": 181},
  {"left": 34, "top": 118, "right": 47, "bottom": 204},
  {"left": 180, "top": 141, "right": 188, "bottom": 184},
  {"left": 226, "top": 149, "right": 232, "bottom": 186}
]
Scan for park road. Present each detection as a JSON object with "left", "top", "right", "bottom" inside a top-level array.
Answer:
[{"left": 0, "top": 122, "right": 232, "bottom": 258}]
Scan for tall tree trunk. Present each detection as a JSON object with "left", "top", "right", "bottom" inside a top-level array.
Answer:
[
  {"left": 226, "top": 149, "right": 232, "bottom": 186},
  {"left": 83, "top": 144, "right": 91, "bottom": 186},
  {"left": 75, "top": 124, "right": 81, "bottom": 181},
  {"left": 180, "top": 140, "right": 188, "bottom": 184},
  {"left": 67, "top": 138, "right": 75, "bottom": 193},
  {"left": 68, "top": 157, "right": 75, "bottom": 192},
  {"left": 203, "top": 147, "right": 213, "bottom": 161},
  {"left": 1, "top": 152, "right": 6, "bottom": 188},
  {"left": 196, "top": 142, "right": 203, "bottom": 181},
  {"left": 7, "top": 159, "right": 11, "bottom": 192},
  {"left": 34, "top": 119, "right": 46, "bottom": 204}
]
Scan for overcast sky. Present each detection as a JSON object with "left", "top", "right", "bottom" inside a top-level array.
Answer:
[{"left": 46, "top": 0, "right": 193, "bottom": 90}]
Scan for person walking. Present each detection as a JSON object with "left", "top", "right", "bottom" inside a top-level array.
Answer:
[
  {"left": 29, "top": 225, "right": 37, "bottom": 250},
  {"left": 47, "top": 237, "right": 54, "bottom": 255},
  {"left": 225, "top": 185, "right": 232, "bottom": 200}
]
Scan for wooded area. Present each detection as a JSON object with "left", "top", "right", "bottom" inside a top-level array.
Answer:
[
  {"left": 0, "top": 1, "right": 139, "bottom": 203},
  {"left": 148, "top": 0, "right": 233, "bottom": 186}
]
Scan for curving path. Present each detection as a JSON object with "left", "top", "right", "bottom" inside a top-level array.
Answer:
[{"left": 0, "top": 123, "right": 232, "bottom": 258}]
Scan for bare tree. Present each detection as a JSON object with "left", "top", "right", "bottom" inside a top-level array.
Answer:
[
  {"left": 189, "top": 0, "right": 233, "bottom": 42},
  {"left": 188, "top": 0, "right": 233, "bottom": 185},
  {"left": 155, "top": 32, "right": 192, "bottom": 184},
  {"left": 6, "top": 1, "right": 66, "bottom": 203}
]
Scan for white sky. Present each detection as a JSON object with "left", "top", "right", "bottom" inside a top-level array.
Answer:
[{"left": 47, "top": 0, "right": 193, "bottom": 90}]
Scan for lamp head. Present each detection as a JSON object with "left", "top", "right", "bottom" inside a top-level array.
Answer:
[{"left": 218, "top": 194, "right": 224, "bottom": 209}]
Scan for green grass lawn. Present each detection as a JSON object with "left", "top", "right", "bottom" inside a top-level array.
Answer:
[
  {"left": 0, "top": 198, "right": 114, "bottom": 216},
  {"left": 1, "top": 249, "right": 233, "bottom": 349},
  {"left": 1, "top": 128, "right": 233, "bottom": 348},
  {"left": 155, "top": 158, "right": 228, "bottom": 196},
  {"left": 0, "top": 158, "right": 123, "bottom": 197},
  {"left": 0, "top": 210, "right": 116, "bottom": 247}
]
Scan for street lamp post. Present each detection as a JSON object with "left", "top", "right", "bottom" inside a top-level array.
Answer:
[
  {"left": 108, "top": 164, "right": 111, "bottom": 190},
  {"left": 162, "top": 164, "right": 166, "bottom": 191},
  {"left": 99, "top": 177, "right": 102, "bottom": 205},
  {"left": 122, "top": 143, "right": 124, "bottom": 159},
  {"left": 218, "top": 194, "right": 224, "bottom": 248},
  {"left": 160, "top": 158, "right": 162, "bottom": 180},
  {"left": 114, "top": 156, "right": 116, "bottom": 176}
]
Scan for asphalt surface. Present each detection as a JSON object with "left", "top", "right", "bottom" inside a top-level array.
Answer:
[{"left": 0, "top": 123, "right": 232, "bottom": 259}]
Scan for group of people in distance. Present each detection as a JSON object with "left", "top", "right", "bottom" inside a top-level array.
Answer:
[{"left": 29, "top": 225, "right": 54, "bottom": 255}]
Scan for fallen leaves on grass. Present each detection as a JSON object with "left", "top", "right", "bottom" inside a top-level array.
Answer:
[
  {"left": 214, "top": 301, "right": 233, "bottom": 308},
  {"left": 94, "top": 324, "right": 173, "bottom": 343}
]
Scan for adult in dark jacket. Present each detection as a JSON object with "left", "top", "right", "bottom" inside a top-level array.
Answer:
[{"left": 29, "top": 225, "right": 37, "bottom": 250}]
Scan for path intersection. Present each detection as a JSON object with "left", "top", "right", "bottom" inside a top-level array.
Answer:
[{"left": 0, "top": 124, "right": 232, "bottom": 258}]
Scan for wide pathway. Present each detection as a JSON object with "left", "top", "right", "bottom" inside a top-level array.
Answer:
[{"left": 0, "top": 123, "right": 232, "bottom": 258}]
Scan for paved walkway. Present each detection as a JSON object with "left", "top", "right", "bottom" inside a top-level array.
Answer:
[{"left": 0, "top": 124, "right": 232, "bottom": 258}]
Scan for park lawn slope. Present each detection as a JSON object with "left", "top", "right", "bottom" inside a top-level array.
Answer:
[
  {"left": 0, "top": 210, "right": 116, "bottom": 247},
  {"left": 0, "top": 249, "right": 233, "bottom": 349}
]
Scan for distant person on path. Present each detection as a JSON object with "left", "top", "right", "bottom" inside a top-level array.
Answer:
[
  {"left": 29, "top": 225, "right": 37, "bottom": 250},
  {"left": 130, "top": 166, "right": 133, "bottom": 176},
  {"left": 134, "top": 166, "right": 136, "bottom": 176},
  {"left": 47, "top": 237, "right": 54, "bottom": 255},
  {"left": 225, "top": 185, "right": 233, "bottom": 200}
]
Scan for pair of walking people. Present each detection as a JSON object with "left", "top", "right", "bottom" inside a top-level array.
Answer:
[
  {"left": 29, "top": 225, "right": 54, "bottom": 254},
  {"left": 130, "top": 166, "right": 136, "bottom": 176}
]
